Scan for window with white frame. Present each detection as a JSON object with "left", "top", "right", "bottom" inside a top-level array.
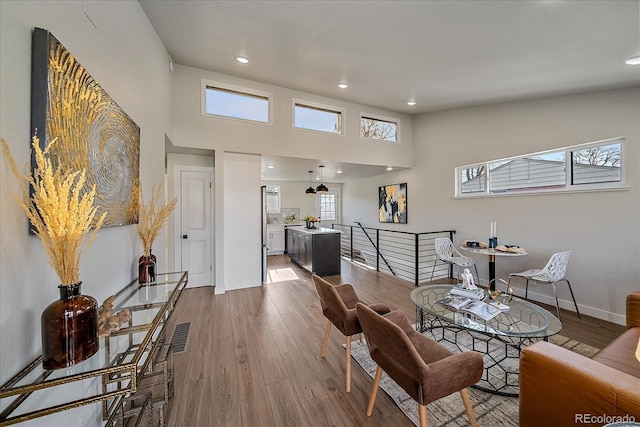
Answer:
[
  {"left": 360, "top": 114, "right": 399, "bottom": 142},
  {"left": 266, "top": 186, "right": 280, "bottom": 213},
  {"left": 317, "top": 191, "right": 338, "bottom": 222},
  {"left": 456, "top": 137, "right": 624, "bottom": 197},
  {"left": 293, "top": 100, "right": 344, "bottom": 134},
  {"left": 203, "top": 81, "right": 271, "bottom": 124}
]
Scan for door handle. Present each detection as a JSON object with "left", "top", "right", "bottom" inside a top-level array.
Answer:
[{"left": 182, "top": 234, "right": 188, "bottom": 239}]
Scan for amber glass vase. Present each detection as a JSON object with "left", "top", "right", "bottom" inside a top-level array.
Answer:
[
  {"left": 41, "top": 282, "right": 99, "bottom": 370},
  {"left": 138, "top": 250, "right": 156, "bottom": 284}
]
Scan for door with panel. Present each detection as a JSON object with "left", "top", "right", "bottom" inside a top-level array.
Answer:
[{"left": 179, "top": 170, "right": 213, "bottom": 287}]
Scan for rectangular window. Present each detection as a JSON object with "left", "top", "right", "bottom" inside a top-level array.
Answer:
[
  {"left": 293, "top": 101, "right": 343, "bottom": 134},
  {"left": 488, "top": 151, "right": 566, "bottom": 193},
  {"left": 360, "top": 115, "right": 398, "bottom": 142},
  {"left": 455, "top": 137, "right": 624, "bottom": 197},
  {"left": 266, "top": 186, "right": 280, "bottom": 213},
  {"left": 203, "top": 81, "right": 271, "bottom": 123},
  {"left": 460, "top": 165, "right": 486, "bottom": 194},
  {"left": 571, "top": 142, "right": 621, "bottom": 185},
  {"left": 319, "top": 193, "right": 336, "bottom": 221}
]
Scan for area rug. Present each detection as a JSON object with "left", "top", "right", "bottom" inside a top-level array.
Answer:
[{"left": 346, "top": 334, "right": 599, "bottom": 426}]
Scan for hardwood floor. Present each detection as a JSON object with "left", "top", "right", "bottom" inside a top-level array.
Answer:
[{"left": 163, "top": 255, "right": 626, "bottom": 426}]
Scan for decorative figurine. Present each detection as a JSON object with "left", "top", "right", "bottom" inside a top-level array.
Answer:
[{"left": 460, "top": 268, "right": 478, "bottom": 290}]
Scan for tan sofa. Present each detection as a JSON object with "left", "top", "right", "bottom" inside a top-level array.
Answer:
[{"left": 520, "top": 291, "right": 640, "bottom": 426}]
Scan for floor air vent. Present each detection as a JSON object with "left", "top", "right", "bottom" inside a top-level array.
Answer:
[{"left": 171, "top": 322, "right": 191, "bottom": 354}]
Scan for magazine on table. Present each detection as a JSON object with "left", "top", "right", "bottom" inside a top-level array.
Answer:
[
  {"left": 437, "top": 296, "right": 502, "bottom": 321},
  {"left": 449, "top": 286, "right": 485, "bottom": 300}
]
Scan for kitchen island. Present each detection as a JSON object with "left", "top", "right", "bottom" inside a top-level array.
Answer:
[{"left": 287, "top": 226, "right": 341, "bottom": 276}]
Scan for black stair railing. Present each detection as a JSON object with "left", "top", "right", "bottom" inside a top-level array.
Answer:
[
  {"left": 354, "top": 221, "right": 395, "bottom": 276},
  {"left": 332, "top": 223, "right": 457, "bottom": 287}
]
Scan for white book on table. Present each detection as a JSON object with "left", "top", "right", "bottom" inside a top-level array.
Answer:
[{"left": 450, "top": 286, "right": 485, "bottom": 300}]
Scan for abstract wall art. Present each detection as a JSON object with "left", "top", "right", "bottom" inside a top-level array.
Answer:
[
  {"left": 378, "top": 183, "right": 407, "bottom": 224},
  {"left": 31, "top": 27, "right": 140, "bottom": 228}
]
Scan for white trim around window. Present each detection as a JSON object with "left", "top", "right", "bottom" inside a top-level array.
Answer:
[
  {"left": 360, "top": 112, "right": 400, "bottom": 143},
  {"left": 201, "top": 79, "right": 273, "bottom": 125},
  {"left": 292, "top": 98, "right": 345, "bottom": 136},
  {"left": 455, "top": 137, "right": 628, "bottom": 198}
]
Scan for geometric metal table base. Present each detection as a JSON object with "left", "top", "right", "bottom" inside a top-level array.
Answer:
[{"left": 416, "top": 310, "right": 546, "bottom": 397}]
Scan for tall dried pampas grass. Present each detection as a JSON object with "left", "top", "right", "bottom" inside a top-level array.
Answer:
[
  {"left": 137, "top": 184, "right": 176, "bottom": 257},
  {"left": 1, "top": 134, "right": 106, "bottom": 286}
]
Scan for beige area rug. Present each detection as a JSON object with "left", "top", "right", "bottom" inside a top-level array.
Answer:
[
  {"left": 267, "top": 267, "right": 300, "bottom": 283},
  {"left": 347, "top": 334, "right": 599, "bottom": 426}
]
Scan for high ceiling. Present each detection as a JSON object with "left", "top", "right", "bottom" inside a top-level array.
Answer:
[{"left": 141, "top": 0, "right": 640, "bottom": 181}]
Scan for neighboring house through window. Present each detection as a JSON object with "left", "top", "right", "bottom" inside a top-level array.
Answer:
[{"left": 456, "top": 137, "right": 624, "bottom": 197}]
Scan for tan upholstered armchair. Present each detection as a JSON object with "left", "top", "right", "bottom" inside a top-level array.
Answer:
[
  {"left": 312, "top": 274, "right": 390, "bottom": 392},
  {"left": 356, "top": 303, "right": 484, "bottom": 427},
  {"left": 520, "top": 291, "right": 640, "bottom": 426}
]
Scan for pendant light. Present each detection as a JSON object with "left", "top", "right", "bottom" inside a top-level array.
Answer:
[
  {"left": 316, "top": 165, "right": 329, "bottom": 193},
  {"left": 305, "top": 170, "right": 316, "bottom": 195}
]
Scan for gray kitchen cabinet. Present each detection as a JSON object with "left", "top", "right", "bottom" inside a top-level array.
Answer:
[{"left": 287, "top": 227, "right": 341, "bottom": 276}]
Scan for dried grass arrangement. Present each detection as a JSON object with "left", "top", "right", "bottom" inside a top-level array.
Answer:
[
  {"left": 1, "top": 134, "right": 106, "bottom": 286},
  {"left": 136, "top": 184, "right": 177, "bottom": 257}
]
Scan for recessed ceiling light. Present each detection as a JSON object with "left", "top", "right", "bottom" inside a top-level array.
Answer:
[
  {"left": 236, "top": 56, "right": 249, "bottom": 64},
  {"left": 625, "top": 56, "right": 640, "bottom": 65},
  {"left": 338, "top": 83, "right": 348, "bottom": 89},
  {"left": 336, "top": 169, "right": 343, "bottom": 174},
  {"left": 267, "top": 164, "right": 274, "bottom": 169},
  {"left": 407, "top": 100, "right": 416, "bottom": 106},
  {"left": 386, "top": 167, "right": 393, "bottom": 171}
]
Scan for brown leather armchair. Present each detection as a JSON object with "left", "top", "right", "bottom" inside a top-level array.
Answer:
[
  {"left": 312, "top": 274, "right": 390, "bottom": 392},
  {"left": 356, "top": 303, "right": 484, "bottom": 427},
  {"left": 520, "top": 291, "right": 640, "bottom": 426}
]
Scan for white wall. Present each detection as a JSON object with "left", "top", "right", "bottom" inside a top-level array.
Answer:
[
  {"left": 0, "top": 1, "right": 171, "bottom": 425},
  {"left": 343, "top": 87, "right": 640, "bottom": 325},
  {"left": 169, "top": 64, "right": 413, "bottom": 292},
  {"left": 170, "top": 64, "right": 414, "bottom": 167},
  {"left": 223, "top": 152, "right": 262, "bottom": 291}
]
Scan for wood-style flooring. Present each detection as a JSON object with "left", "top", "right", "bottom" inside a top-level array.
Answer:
[{"left": 163, "top": 255, "right": 626, "bottom": 426}]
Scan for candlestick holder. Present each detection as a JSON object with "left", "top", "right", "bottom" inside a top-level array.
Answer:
[{"left": 489, "top": 237, "right": 498, "bottom": 248}]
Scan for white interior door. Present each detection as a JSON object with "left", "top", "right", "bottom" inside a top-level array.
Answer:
[{"left": 180, "top": 170, "right": 213, "bottom": 286}]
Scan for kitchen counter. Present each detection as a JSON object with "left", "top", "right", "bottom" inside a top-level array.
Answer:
[
  {"left": 286, "top": 226, "right": 341, "bottom": 235},
  {"left": 287, "top": 227, "right": 341, "bottom": 276}
]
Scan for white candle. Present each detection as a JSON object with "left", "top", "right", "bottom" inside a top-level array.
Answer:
[{"left": 494, "top": 221, "right": 497, "bottom": 237}]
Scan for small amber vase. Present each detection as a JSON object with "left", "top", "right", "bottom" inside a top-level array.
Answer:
[
  {"left": 41, "top": 282, "right": 99, "bottom": 370},
  {"left": 138, "top": 250, "right": 156, "bottom": 284}
]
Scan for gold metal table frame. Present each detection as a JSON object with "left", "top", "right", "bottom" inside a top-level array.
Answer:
[{"left": 0, "top": 271, "right": 188, "bottom": 426}]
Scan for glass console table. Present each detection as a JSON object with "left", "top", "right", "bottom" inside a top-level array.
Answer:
[{"left": 0, "top": 271, "right": 188, "bottom": 426}]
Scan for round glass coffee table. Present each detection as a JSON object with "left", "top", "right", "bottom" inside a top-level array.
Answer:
[{"left": 410, "top": 284, "right": 562, "bottom": 396}]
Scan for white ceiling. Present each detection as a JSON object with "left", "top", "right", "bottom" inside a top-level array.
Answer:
[{"left": 141, "top": 0, "right": 640, "bottom": 182}]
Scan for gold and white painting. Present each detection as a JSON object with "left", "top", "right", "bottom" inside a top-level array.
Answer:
[{"left": 31, "top": 27, "right": 140, "bottom": 227}]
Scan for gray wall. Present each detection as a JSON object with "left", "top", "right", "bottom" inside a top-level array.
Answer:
[
  {"left": 343, "top": 87, "right": 640, "bottom": 324},
  {"left": 0, "top": 1, "right": 171, "bottom": 425}
]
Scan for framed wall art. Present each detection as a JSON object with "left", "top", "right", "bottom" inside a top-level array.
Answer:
[
  {"left": 378, "top": 183, "right": 407, "bottom": 224},
  {"left": 31, "top": 27, "right": 140, "bottom": 228}
]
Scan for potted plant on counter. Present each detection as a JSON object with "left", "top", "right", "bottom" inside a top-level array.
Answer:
[{"left": 303, "top": 215, "right": 318, "bottom": 229}]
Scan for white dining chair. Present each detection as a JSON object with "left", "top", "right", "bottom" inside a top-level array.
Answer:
[
  {"left": 507, "top": 251, "right": 580, "bottom": 321},
  {"left": 431, "top": 237, "right": 479, "bottom": 284}
]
